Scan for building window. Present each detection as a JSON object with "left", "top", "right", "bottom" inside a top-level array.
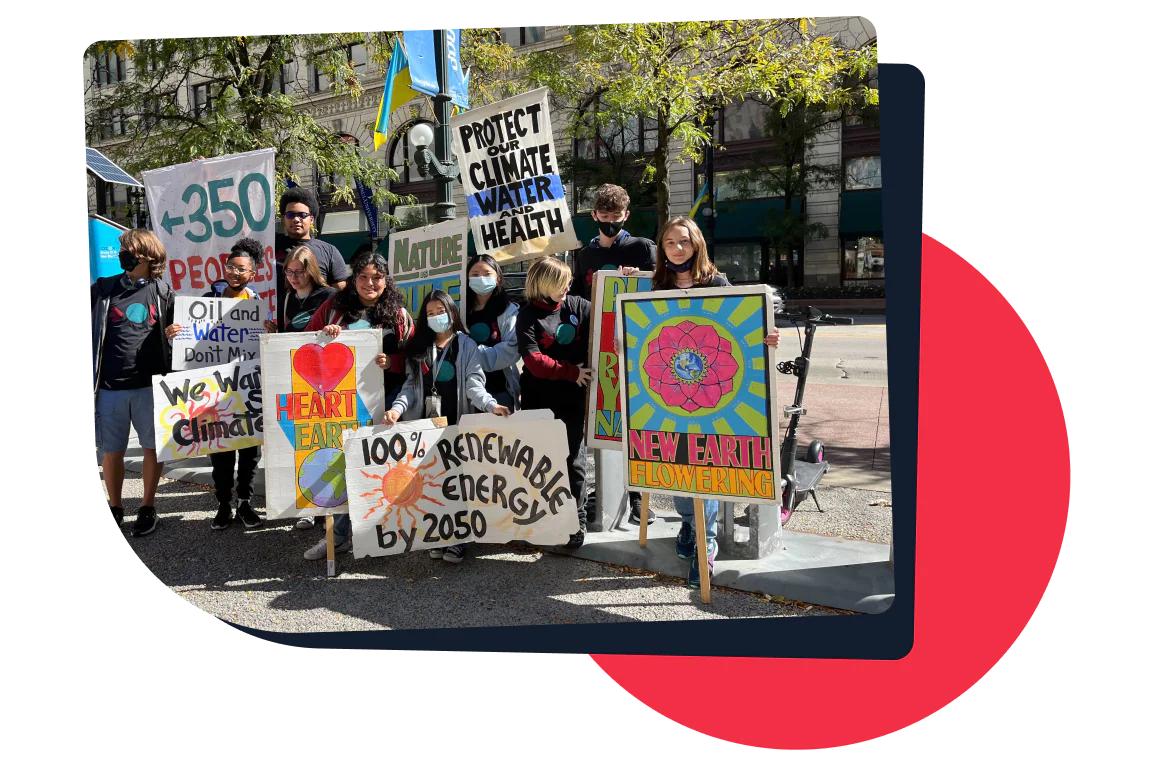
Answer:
[
  {"left": 842, "top": 236, "right": 884, "bottom": 281},
  {"left": 386, "top": 121, "right": 437, "bottom": 219},
  {"left": 711, "top": 242, "right": 763, "bottom": 284},
  {"left": 521, "top": 25, "right": 546, "bottom": 45},
  {"left": 575, "top": 113, "right": 652, "bottom": 161},
  {"left": 313, "top": 44, "right": 367, "bottom": 93},
  {"left": 720, "top": 98, "right": 768, "bottom": 143},
  {"left": 93, "top": 52, "right": 126, "bottom": 88},
  {"left": 272, "top": 60, "right": 297, "bottom": 95},
  {"left": 190, "top": 82, "right": 218, "bottom": 117},
  {"left": 845, "top": 156, "right": 882, "bottom": 190},
  {"left": 98, "top": 109, "right": 128, "bottom": 140},
  {"left": 713, "top": 168, "right": 784, "bottom": 202}
]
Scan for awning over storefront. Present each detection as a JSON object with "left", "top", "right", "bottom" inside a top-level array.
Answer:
[
  {"left": 696, "top": 198, "right": 803, "bottom": 240},
  {"left": 839, "top": 189, "right": 883, "bottom": 237}
]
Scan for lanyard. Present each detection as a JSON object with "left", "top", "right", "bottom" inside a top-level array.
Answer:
[{"left": 429, "top": 335, "right": 455, "bottom": 386}]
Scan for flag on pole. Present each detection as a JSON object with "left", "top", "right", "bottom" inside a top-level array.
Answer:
[
  {"left": 373, "top": 38, "right": 421, "bottom": 151},
  {"left": 689, "top": 181, "right": 710, "bottom": 219}
]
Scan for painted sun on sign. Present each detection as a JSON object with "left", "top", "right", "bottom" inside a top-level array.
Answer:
[{"left": 357, "top": 430, "right": 448, "bottom": 531}]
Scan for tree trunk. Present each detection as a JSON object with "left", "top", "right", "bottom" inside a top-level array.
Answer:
[
  {"left": 783, "top": 189, "right": 796, "bottom": 288},
  {"left": 654, "top": 108, "right": 670, "bottom": 232}
]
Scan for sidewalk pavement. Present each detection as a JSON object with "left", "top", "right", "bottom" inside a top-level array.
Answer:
[{"left": 109, "top": 377, "right": 894, "bottom": 613}]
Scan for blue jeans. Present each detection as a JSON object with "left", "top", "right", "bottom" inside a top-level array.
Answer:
[
  {"left": 333, "top": 512, "right": 351, "bottom": 544},
  {"left": 672, "top": 496, "right": 719, "bottom": 548}
]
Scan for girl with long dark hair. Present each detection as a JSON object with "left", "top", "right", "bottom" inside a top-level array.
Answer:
[{"left": 464, "top": 254, "right": 521, "bottom": 411}]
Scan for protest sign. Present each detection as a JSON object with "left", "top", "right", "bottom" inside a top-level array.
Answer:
[
  {"left": 451, "top": 88, "right": 579, "bottom": 264},
  {"left": 586, "top": 270, "right": 652, "bottom": 448},
  {"left": 344, "top": 412, "right": 579, "bottom": 557},
  {"left": 387, "top": 217, "right": 468, "bottom": 315},
  {"left": 152, "top": 359, "right": 263, "bottom": 462},
  {"left": 171, "top": 295, "right": 265, "bottom": 370},
  {"left": 618, "top": 286, "right": 779, "bottom": 503},
  {"left": 261, "top": 330, "right": 385, "bottom": 520},
  {"left": 142, "top": 149, "right": 277, "bottom": 316}
]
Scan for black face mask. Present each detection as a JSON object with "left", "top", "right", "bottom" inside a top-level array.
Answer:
[
  {"left": 119, "top": 249, "right": 141, "bottom": 272},
  {"left": 666, "top": 255, "right": 696, "bottom": 274},
  {"left": 597, "top": 220, "right": 625, "bottom": 239}
]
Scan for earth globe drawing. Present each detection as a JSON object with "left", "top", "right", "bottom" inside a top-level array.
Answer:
[
  {"left": 298, "top": 447, "right": 348, "bottom": 507},
  {"left": 673, "top": 350, "right": 705, "bottom": 382}
]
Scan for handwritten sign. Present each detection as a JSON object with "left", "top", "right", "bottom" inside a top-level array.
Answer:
[
  {"left": 152, "top": 359, "right": 263, "bottom": 462},
  {"left": 171, "top": 295, "right": 265, "bottom": 370},
  {"left": 388, "top": 217, "right": 468, "bottom": 315},
  {"left": 586, "top": 271, "right": 652, "bottom": 448}
]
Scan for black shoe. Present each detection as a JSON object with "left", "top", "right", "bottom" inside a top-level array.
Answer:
[
  {"left": 628, "top": 494, "right": 655, "bottom": 525},
  {"left": 211, "top": 503, "right": 233, "bottom": 530},
  {"left": 133, "top": 506, "right": 158, "bottom": 537},
  {"left": 111, "top": 506, "right": 125, "bottom": 527},
  {"left": 563, "top": 531, "right": 585, "bottom": 550},
  {"left": 236, "top": 500, "right": 262, "bottom": 529}
]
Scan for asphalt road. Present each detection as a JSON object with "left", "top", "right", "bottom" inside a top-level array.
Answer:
[
  {"left": 774, "top": 314, "right": 888, "bottom": 387},
  {"left": 113, "top": 472, "right": 853, "bottom": 632}
]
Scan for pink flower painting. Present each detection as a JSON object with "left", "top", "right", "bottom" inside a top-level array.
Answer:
[{"left": 643, "top": 320, "right": 739, "bottom": 412}]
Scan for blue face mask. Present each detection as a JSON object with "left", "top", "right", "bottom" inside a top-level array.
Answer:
[
  {"left": 469, "top": 275, "right": 498, "bottom": 295},
  {"left": 428, "top": 313, "right": 453, "bottom": 334}
]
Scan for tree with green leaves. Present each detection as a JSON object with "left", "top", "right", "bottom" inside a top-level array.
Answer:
[
  {"left": 84, "top": 32, "right": 517, "bottom": 219},
  {"left": 520, "top": 20, "right": 877, "bottom": 231}
]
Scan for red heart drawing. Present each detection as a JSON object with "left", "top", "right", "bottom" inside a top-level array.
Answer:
[{"left": 293, "top": 343, "right": 354, "bottom": 395}]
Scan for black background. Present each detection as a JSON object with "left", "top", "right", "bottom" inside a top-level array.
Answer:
[{"left": 78, "top": 19, "right": 1143, "bottom": 752}]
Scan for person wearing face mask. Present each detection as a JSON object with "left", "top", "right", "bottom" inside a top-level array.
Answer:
[
  {"left": 517, "top": 256, "right": 595, "bottom": 550},
  {"left": 167, "top": 238, "right": 266, "bottom": 530},
  {"left": 571, "top": 185, "right": 656, "bottom": 526},
  {"left": 570, "top": 184, "right": 656, "bottom": 302},
  {"left": 91, "top": 229, "right": 177, "bottom": 537},
  {"left": 464, "top": 255, "right": 521, "bottom": 412},
  {"left": 622, "top": 216, "right": 781, "bottom": 590},
  {"left": 385, "top": 290, "right": 511, "bottom": 564}
]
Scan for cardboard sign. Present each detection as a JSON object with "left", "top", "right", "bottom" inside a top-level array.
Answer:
[
  {"left": 618, "top": 286, "right": 780, "bottom": 503},
  {"left": 344, "top": 412, "right": 579, "bottom": 557},
  {"left": 261, "top": 330, "right": 385, "bottom": 520},
  {"left": 142, "top": 149, "right": 278, "bottom": 317},
  {"left": 451, "top": 88, "right": 579, "bottom": 264},
  {"left": 586, "top": 271, "right": 653, "bottom": 448},
  {"left": 171, "top": 295, "right": 265, "bottom": 370},
  {"left": 387, "top": 217, "right": 469, "bottom": 316},
  {"left": 152, "top": 359, "right": 263, "bottom": 462}
]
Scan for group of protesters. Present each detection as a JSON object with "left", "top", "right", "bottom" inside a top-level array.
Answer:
[{"left": 92, "top": 183, "right": 779, "bottom": 589}]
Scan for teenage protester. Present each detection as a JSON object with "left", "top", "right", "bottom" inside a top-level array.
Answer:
[
  {"left": 92, "top": 229, "right": 176, "bottom": 537},
  {"left": 274, "top": 187, "right": 350, "bottom": 327},
  {"left": 623, "top": 216, "right": 781, "bottom": 589},
  {"left": 570, "top": 184, "right": 656, "bottom": 525},
  {"left": 464, "top": 255, "right": 521, "bottom": 412},
  {"left": 385, "top": 290, "right": 512, "bottom": 564},
  {"left": 167, "top": 238, "right": 266, "bottom": 530},
  {"left": 516, "top": 256, "right": 594, "bottom": 550},
  {"left": 262, "top": 244, "right": 339, "bottom": 530},
  {"left": 300, "top": 250, "right": 413, "bottom": 561}
]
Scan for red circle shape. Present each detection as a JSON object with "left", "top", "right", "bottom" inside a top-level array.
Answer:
[{"left": 592, "top": 234, "right": 1070, "bottom": 748}]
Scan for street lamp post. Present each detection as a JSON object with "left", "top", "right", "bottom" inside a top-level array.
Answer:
[{"left": 408, "top": 30, "right": 458, "bottom": 223}]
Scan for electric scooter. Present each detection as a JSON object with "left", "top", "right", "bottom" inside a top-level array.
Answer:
[{"left": 774, "top": 306, "right": 854, "bottom": 525}]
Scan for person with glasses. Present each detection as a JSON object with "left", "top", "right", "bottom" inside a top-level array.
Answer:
[
  {"left": 92, "top": 229, "right": 176, "bottom": 537},
  {"left": 300, "top": 249, "right": 414, "bottom": 561},
  {"left": 275, "top": 187, "right": 350, "bottom": 327},
  {"left": 165, "top": 238, "right": 267, "bottom": 530}
]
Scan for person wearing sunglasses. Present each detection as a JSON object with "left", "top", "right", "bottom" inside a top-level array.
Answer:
[
  {"left": 164, "top": 238, "right": 267, "bottom": 531},
  {"left": 274, "top": 187, "right": 350, "bottom": 327}
]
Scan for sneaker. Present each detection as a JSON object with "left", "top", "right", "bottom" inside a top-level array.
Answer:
[
  {"left": 688, "top": 540, "right": 718, "bottom": 590},
  {"left": 111, "top": 506, "right": 125, "bottom": 527},
  {"left": 304, "top": 537, "right": 352, "bottom": 561},
  {"left": 428, "top": 548, "right": 445, "bottom": 559},
  {"left": 133, "top": 506, "right": 158, "bottom": 537},
  {"left": 675, "top": 522, "right": 695, "bottom": 559},
  {"left": 211, "top": 502, "right": 233, "bottom": 530},
  {"left": 628, "top": 494, "right": 655, "bottom": 525},
  {"left": 295, "top": 516, "right": 318, "bottom": 530},
  {"left": 562, "top": 531, "right": 585, "bottom": 550},
  {"left": 236, "top": 500, "right": 262, "bottom": 529},
  {"left": 442, "top": 544, "right": 467, "bottom": 564}
]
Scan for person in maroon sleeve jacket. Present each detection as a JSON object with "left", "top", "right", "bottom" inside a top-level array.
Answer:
[{"left": 516, "top": 256, "right": 595, "bottom": 549}]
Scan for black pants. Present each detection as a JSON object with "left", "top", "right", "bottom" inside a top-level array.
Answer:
[
  {"left": 209, "top": 446, "right": 260, "bottom": 504},
  {"left": 522, "top": 382, "right": 587, "bottom": 529}
]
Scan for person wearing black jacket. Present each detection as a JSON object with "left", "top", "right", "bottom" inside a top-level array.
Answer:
[
  {"left": 570, "top": 184, "right": 656, "bottom": 525},
  {"left": 517, "top": 256, "right": 594, "bottom": 549},
  {"left": 92, "top": 229, "right": 176, "bottom": 537}
]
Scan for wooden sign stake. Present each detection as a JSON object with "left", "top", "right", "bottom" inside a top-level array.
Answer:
[
  {"left": 693, "top": 498, "right": 711, "bottom": 603},
  {"left": 638, "top": 493, "right": 651, "bottom": 547},
  {"left": 326, "top": 514, "right": 336, "bottom": 578}
]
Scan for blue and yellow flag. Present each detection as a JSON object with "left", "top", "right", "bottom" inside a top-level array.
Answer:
[
  {"left": 689, "top": 181, "right": 710, "bottom": 219},
  {"left": 374, "top": 39, "right": 421, "bottom": 151}
]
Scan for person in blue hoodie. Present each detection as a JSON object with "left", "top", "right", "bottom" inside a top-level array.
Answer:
[
  {"left": 464, "top": 255, "right": 521, "bottom": 412},
  {"left": 167, "top": 237, "right": 265, "bottom": 530}
]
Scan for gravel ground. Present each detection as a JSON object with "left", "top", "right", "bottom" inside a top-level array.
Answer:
[{"left": 112, "top": 471, "right": 850, "bottom": 632}]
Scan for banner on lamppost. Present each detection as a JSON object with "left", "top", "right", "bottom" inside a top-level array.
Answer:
[{"left": 404, "top": 29, "right": 469, "bottom": 109}]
